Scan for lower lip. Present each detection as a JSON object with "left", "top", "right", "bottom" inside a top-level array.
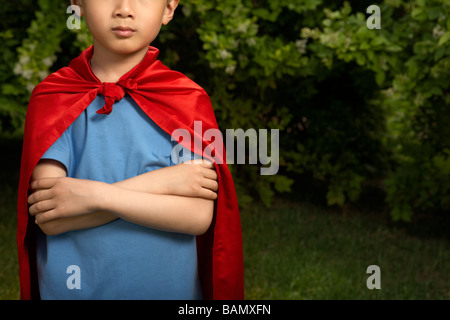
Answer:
[{"left": 112, "top": 29, "right": 135, "bottom": 38}]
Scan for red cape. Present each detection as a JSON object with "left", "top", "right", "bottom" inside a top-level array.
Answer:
[{"left": 17, "top": 45, "right": 244, "bottom": 300}]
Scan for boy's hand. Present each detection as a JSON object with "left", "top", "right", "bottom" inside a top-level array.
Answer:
[
  {"left": 28, "top": 177, "right": 104, "bottom": 224},
  {"left": 165, "top": 159, "right": 219, "bottom": 200}
]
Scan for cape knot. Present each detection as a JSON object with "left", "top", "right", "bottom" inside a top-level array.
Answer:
[{"left": 96, "top": 79, "right": 137, "bottom": 115}]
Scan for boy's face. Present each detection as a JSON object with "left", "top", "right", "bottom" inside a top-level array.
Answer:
[{"left": 72, "top": 0, "right": 178, "bottom": 55}]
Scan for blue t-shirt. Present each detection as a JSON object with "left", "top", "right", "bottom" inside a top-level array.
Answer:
[{"left": 36, "top": 95, "right": 203, "bottom": 300}]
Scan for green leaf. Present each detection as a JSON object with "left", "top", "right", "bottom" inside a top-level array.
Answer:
[
  {"left": 375, "top": 71, "right": 386, "bottom": 86},
  {"left": 434, "top": 46, "right": 446, "bottom": 61},
  {"left": 327, "top": 189, "right": 345, "bottom": 206},
  {"left": 322, "top": 19, "right": 332, "bottom": 27},
  {"left": 386, "top": 44, "right": 403, "bottom": 52},
  {"left": 273, "top": 175, "right": 294, "bottom": 193},
  {"left": 427, "top": 7, "right": 442, "bottom": 20},
  {"left": 371, "top": 36, "right": 387, "bottom": 47},
  {"left": 411, "top": 8, "right": 427, "bottom": 21},
  {"left": 438, "top": 31, "right": 450, "bottom": 46},
  {"left": 406, "top": 59, "right": 419, "bottom": 78},
  {"left": 390, "top": 204, "right": 412, "bottom": 222},
  {"left": 1, "top": 84, "right": 21, "bottom": 96}
]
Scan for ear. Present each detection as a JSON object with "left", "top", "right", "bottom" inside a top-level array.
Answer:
[
  {"left": 162, "top": 0, "right": 180, "bottom": 25},
  {"left": 70, "top": 0, "right": 84, "bottom": 16}
]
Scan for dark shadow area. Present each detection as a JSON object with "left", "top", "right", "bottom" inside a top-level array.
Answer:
[
  {"left": 281, "top": 170, "right": 450, "bottom": 242},
  {"left": 388, "top": 210, "right": 450, "bottom": 241},
  {"left": 0, "top": 137, "right": 22, "bottom": 187}
]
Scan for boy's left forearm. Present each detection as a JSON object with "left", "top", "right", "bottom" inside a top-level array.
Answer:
[{"left": 95, "top": 182, "right": 214, "bottom": 235}]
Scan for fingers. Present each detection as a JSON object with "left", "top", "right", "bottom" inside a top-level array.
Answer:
[
  {"left": 29, "top": 177, "right": 59, "bottom": 192},
  {"left": 179, "top": 159, "right": 219, "bottom": 200},
  {"left": 200, "top": 170, "right": 219, "bottom": 199},
  {"left": 29, "top": 199, "right": 56, "bottom": 217},
  {"left": 34, "top": 211, "right": 57, "bottom": 224},
  {"left": 200, "top": 159, "right": 215, "bottom": 168},
  {"left": 198, "top": 188, "right": 218, "bottom": 200},
  {"left": 181, "top": 158, "right": 218, "bottom": 181},
  {"left": 200, "top": 162, "right": 218, "bottom": 193},
  {"left": 28, "top": 189, "right": 53, "bottom": 205},
  {"left": 202, "top": 177, "right": 219, "bottom": 192},
  {"left": 203, "top": 167, "right": 218, "bottom": 181},
  {"left": 28, "top": 178, "right": 59, "bottom": 223},
  {"left": 28, "top": 188, "right": 56, "bottom": 218},
  {"left": 182, "top": 159, "right": 215, "bottom": 168}
]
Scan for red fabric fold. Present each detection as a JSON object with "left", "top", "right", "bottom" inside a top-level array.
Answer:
[
  {"left": 96, "top": 82, "right": 125, "bottom": 114},
  {"left": 17, "top": 45, "right": 244, "bottom": 300}
]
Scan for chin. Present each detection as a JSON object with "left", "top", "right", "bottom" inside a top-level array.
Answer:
[
  {"left": 97, "top": 37, "right": 150, "bottom": 55},
  {"left": 114, "top": 44, "right": 150, "bottom": 56}
]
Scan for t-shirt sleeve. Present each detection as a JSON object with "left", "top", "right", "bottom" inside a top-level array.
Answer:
[{"left": 40, "top": 129, "right": 71, "bottom": 173}]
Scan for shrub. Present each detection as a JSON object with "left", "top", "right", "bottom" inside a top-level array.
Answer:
[{"left": 3, "top": 0, "right": 449, "bottom": 220}]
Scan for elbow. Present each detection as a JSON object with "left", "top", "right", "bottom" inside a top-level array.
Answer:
[
  {"left": 192, "top": 216, "right": 212, "bottom": 236},
  {"left": 37, "top": 221, "right": 64, "bottom": 236},
  {"left": 188, "top": 199, "right": 214, "bottom": 236}
]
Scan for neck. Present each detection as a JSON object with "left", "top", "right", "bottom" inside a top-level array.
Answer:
[{"left": 90, "top": 42, "right": 149, "bottom": 83}]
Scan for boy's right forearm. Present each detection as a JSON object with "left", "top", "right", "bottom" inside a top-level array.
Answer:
[
  {"left": 38, "top": 210, "right": 118, "bottom": 236},
  {"left": 38, "top": 170, "right": 169, "bottom": 235}
]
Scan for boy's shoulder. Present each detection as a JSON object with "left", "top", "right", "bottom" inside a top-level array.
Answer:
[{"left": 31, "top": 64, "right": 81, "bottom": 99}]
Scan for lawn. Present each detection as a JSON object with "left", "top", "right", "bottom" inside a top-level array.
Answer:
[
  {"left": 242, "top": 198, "right": 449, "bottom": 299},
  {"left": 0, "top": 138, "right": 21, "bottom": 300},
  {"left": 0, "top": 138, "right": 448, "bottom": 300}
]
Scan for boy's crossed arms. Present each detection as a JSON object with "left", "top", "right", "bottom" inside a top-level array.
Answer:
[{"left": 27, "top": 159, "right": 218, "bottom": 236}]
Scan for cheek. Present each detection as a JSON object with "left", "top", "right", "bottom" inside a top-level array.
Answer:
[
  {"left": 85, "top": 18, "right": 112, "bottom": 45},
  {"left": 84, "top": 15, "right": 102, "bottom": 37},
  {"left": 82, "top": 3, "right": 111, "bottom": 37},
  {"left": 139, "top": 16, "right": 164, "bottom": 38}
]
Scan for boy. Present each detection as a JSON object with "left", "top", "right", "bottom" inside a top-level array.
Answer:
[{"left": 17, "top": 0, "right": 243, "bottom": 299}]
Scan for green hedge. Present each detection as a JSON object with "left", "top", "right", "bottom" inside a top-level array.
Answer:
[{"left": 2, "top": 0, "right": 449, "bottom": 221}]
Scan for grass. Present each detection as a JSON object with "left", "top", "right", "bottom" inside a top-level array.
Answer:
[
  {"left": 0, "top": 137, "right": 21, "bottom": 300},
  {"left": 0, "top": 138, "right": 448, "bottom": 300},
  {"left": 0, "top": 185, "right": 20, "bottom": 300},
  {"left": 241, "top": 199, "right": 449, "bottom": 299}
]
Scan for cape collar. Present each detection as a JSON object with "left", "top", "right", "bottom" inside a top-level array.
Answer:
[
  {"left": 69, "top": 45, "right": 160, "bottom": 83},
  {"left": 68, "top": 45, "right": 160, "bottom": 114}
]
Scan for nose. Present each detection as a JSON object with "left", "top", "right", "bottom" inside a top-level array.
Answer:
[{"left": 113, "top": 0, "right": 135, "bottom": 19}]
